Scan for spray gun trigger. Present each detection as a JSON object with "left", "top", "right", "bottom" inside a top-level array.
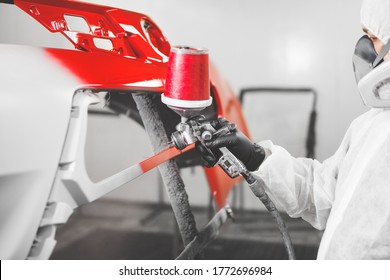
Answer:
[{"left": 212, "top": 124, "right": 234, "bottom": 138}]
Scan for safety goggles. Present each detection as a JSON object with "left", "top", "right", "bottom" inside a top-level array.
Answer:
[{"left": 353, "top": 35, "right": 390, "bottom": 83}]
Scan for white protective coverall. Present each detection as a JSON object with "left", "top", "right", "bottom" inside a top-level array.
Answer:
[{"left": 253, "top": 0, "right": 390, "bottom": 259}]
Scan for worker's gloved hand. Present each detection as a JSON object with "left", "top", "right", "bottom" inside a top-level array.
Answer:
[{"left": 196, "top": 118, "right": 266, "bottom": 171}]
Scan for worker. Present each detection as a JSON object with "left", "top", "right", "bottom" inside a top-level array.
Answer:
[{"left": 197, "top": 0, "right": 390, "bottom": 259}]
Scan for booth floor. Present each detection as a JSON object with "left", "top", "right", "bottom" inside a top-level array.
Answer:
[{"left": 51, "top": 199, "right": 321, "bottom": 260}]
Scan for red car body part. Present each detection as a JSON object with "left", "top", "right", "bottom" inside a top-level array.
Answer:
[
  {"left": 14, "top": 0, "right": 170, "bottom": 61},
  {"left": 207, "top": 65, "right": 250, "bottom": 208},
  {"left": 16, "top": 0, "right": 249, "bottom": 208},
  {"left": 45, "top": 47, "right": 167, "bottom": 90}
]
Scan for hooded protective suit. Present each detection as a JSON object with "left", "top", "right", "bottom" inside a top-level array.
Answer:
[
  {"left": 361, "top": 0, "right": 390, "bottom": 43},
  {"left": 253, "top": 0, "right": 390, "bottom": 259}
]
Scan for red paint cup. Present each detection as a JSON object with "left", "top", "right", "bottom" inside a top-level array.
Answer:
[{"left": 162, "top": 46, "right": 211, "bottom": 117}]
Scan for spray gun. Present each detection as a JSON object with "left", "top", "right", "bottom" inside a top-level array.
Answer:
[
  {"left": 161, "top": 46, "right": 244, "bottom": 179},
  {"left": 161, "top": 46, "right": 246, "bottom": 179},
  {"left": 171, "top": 117, "right": 246, "bottom": 178},
  {"left": 162, "top": 46, "right": 296, "bottom": 259}
]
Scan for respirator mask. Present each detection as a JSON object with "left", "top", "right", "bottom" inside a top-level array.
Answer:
[{"left": 353, "top": 35, "right": 390, "bottom": 107}]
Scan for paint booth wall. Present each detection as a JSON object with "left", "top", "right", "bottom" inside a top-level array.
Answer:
[{"left": 0, "top": 0, "right": 367, "bottom": 209}]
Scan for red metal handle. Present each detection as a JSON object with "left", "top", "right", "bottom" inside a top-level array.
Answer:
[{"left": 139, "top": 143, "right": 196, "bottom": 173}]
